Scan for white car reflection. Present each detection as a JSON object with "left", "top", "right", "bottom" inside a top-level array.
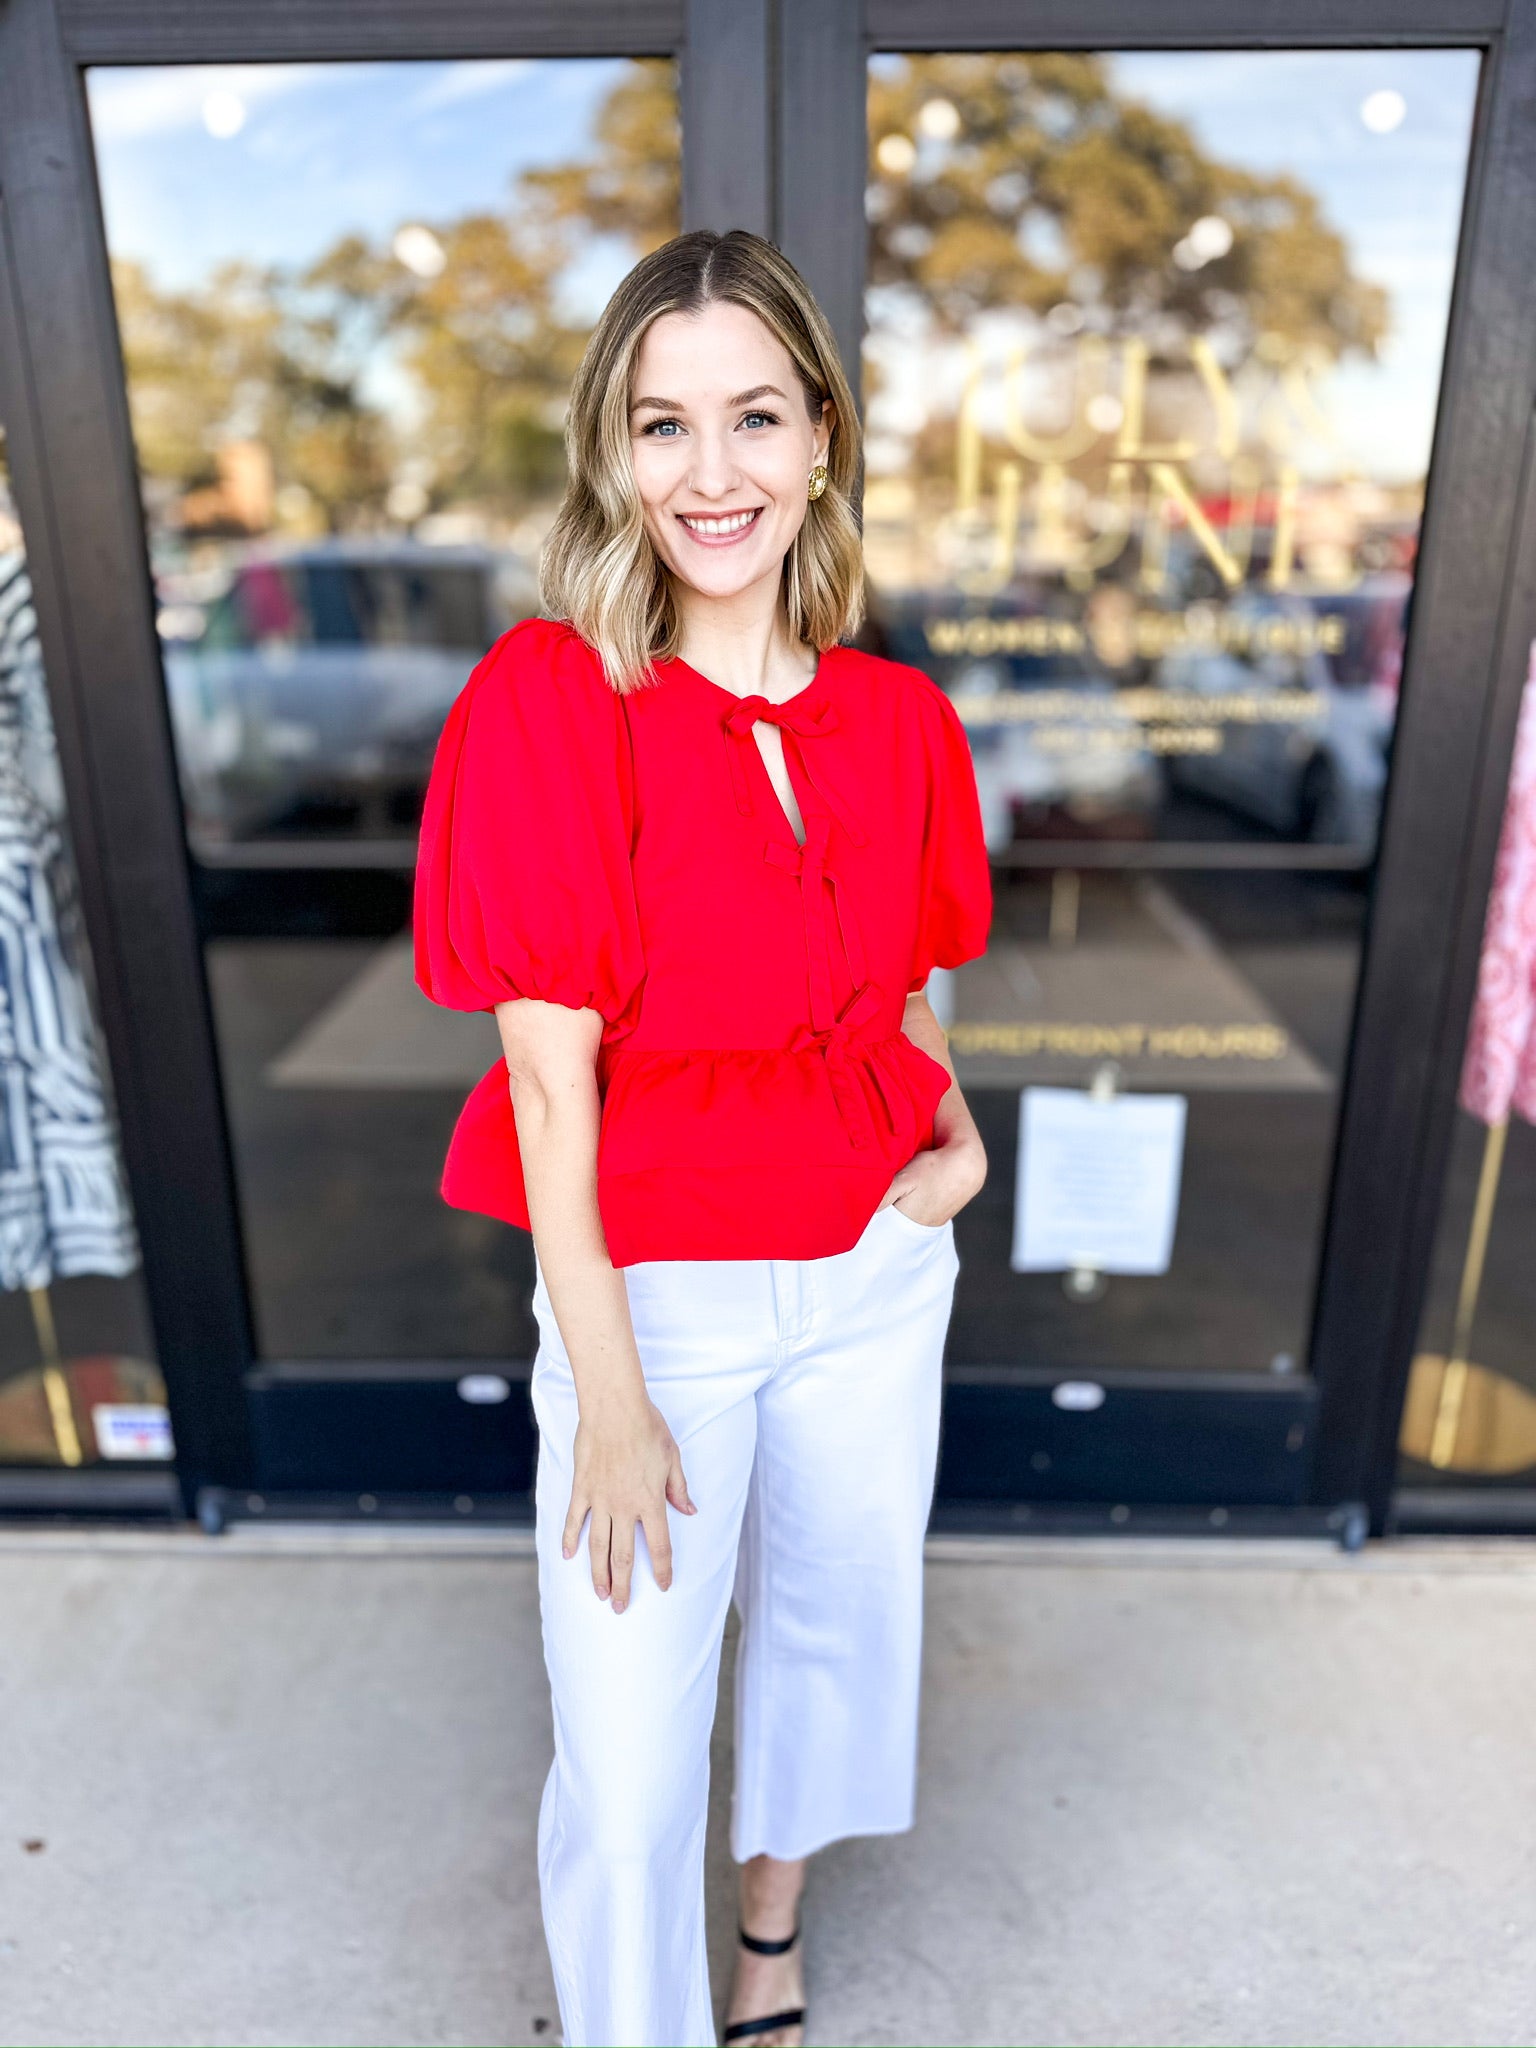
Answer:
[
  {"left": 1154, "top": 582, "right": 1405, "bottom": 848},
  {"left": 157, "top": 539, "right": 538, "bottom": 844}
]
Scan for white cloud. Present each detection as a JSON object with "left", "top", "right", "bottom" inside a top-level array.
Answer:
[{"left": 85, "top": 63, "right": 358, "bottom": 141}]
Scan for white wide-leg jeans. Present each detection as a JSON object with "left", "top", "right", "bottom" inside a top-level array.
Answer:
[{"left": 529, "top": 1199, "right": 961, "bottom": 2048}]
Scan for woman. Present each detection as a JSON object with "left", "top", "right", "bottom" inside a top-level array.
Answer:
[{"left": 414, "top": 227, "right": 992, "bottom": 2048}]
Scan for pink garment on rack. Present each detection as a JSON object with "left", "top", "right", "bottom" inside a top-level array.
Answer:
[{"left": 1460, "top": 642, "right": 1536, "bottom": 1127}]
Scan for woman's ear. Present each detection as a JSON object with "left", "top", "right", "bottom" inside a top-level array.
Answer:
[{"left": 815, "top": 397, "right": 837, "bottom": 467}]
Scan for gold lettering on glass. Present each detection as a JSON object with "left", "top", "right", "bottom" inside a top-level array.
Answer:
[{"left": 943, "top": 330, "right": 1362, "bottom": 598}]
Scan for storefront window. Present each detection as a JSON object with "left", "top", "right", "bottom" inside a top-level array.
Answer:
[
  {"left": 0, "top": 443, "right": 164, "bottom": 1464},
  {"left": 862, "top": 49, "right": 1478, "bottom": 1372},
  {"left": 1400, "top": 640, "right": 1536, "bottom": 1490},
  {"left": 86, "top": 57, "right": 680, "bottom": 1359}
]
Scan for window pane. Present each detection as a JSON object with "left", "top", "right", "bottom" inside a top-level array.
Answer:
[
  {"left": 87, "top": 56, "right": 680, "bottom": 1360},
  {"left": 863, "top": 49, "right": 1478, "bottom": 1374}
]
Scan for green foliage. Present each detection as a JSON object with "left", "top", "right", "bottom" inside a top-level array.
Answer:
[{"left": 115, "top": 60, "right": 678, "bottom": 533}]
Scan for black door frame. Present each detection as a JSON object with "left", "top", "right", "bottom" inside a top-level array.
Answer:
[{"left": 1, "top": 0, "right": 1534, "bottom": 1534}]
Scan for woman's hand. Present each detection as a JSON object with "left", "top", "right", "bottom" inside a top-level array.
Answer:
[
  {"left": 563, "top": 1386, "right": 696, "bottom": 1614},
  {"left": 879, "top": 1128, "right": 987, "bottom": 1227},
  {"left": 887, "top": 986, "right": 988, "bottom": 1225},
  {"left": 495, "top": 994, "right": 697, "bottom": 1616}
]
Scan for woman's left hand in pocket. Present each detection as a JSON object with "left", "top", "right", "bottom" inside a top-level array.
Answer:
[{"left": 877, "top": 1130, "right": 987, "bottom": 1228}]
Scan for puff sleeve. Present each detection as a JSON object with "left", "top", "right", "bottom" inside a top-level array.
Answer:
[
  {"left": 908, "top": 676, "right": 994, "bottom": 993},
  {"left": 413, "top": 618, "right": 645, "bottom": 1024}
]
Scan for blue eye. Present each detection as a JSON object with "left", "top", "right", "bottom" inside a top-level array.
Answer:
[{"left": 639, "top": 409, "right": 782, "bottom": 437}]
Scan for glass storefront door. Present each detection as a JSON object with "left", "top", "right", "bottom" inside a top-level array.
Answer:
[
  {"left": 852, "top": 38, "right": 1482, "bottom": 1514},
  {"left": 4, "top": 0, "right": 1534, "bottom": 1525},
  {"left": 76, "top": 47, "right": 682, "bottom": 1494}
]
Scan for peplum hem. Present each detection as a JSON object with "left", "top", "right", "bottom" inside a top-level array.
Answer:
[
  {"left": 597, "top": 1163, "right": 901, "bottom": 1265},
  {"left": 438, "top": 1031, "right": 953, "bottom": 1265}
]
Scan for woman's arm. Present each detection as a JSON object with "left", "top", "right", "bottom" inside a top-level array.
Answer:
[
  {"left": 883, "top": 988, "right": 988, "bottom": 1225},
  {"left": 495, "top": 996, "right": 695, "bottom": 1614}
]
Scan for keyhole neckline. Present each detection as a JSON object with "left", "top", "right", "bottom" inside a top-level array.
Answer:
[
  {"left": 744, "top": 718, "right": 811, "bottom": 851},
  {"left": 666, "top": 651, "right": 843, "bottom": 853}
]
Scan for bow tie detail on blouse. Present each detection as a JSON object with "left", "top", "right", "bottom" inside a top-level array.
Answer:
[
  {"left": 720, "top": 693, "right": 869, "bottom": 847},
  {"left": 763, "top": 814, "right": 869, "bottom": 1032},
  {"left": 757, "top": 796, "right": 884, "bottom": 1152},
  {"left": 787, "top": 982, "right": 886, "bottom": 1150},
  {"left": 713, "top": 688, "right": 910, "bottom": 1152}
]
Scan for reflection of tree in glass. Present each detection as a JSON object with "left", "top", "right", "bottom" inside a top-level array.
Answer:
[
  {"left": 516, "top": 59, "right": 681, "bottom": 254},
  {"left": 111, "top": 59, "right": 678, "bottom": 537},
  {"left": 868, "top": 54, "right": 1388, "bottom": 361}
]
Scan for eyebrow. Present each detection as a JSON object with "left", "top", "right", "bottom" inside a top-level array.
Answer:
[{"left": 630, "top": 384, "right": 790, "bottom": 413}]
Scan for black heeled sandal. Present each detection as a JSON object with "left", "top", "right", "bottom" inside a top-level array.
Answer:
[{"left": 720, "top": 1918, "right": 806, "bottom": 2044}]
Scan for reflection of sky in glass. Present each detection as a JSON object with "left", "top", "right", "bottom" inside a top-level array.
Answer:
[
  {"left": 86, "top": 59, "right": 651, "bottom": 349},
  {"left": 87, "top": 48, "right": 1479, "bottom": 487},
  {"left": 867, "top": 48, "right": 1480, "bottom": 484},
  {"left": 1114, "top": 50, "right": 1478, "bottom": 479}
]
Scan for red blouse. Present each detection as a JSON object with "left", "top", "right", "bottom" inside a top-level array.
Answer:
[{"left": 413, "top": 615, "right": 992, "bottom": 1265}]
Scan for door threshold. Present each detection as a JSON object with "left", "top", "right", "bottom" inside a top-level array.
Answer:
[
  {"left": 929, "top": 1498, "right": 1369, "bottom": 1548},
  {"left": 0, "top": 1467, "right": 182, "bottom": 1520}
]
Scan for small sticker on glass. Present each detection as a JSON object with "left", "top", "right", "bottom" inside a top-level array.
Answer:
[{"left": 92, "top": 1404, "right": 175, "bottom": 1461}]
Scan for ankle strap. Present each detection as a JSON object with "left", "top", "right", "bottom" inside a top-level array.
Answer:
[{"left": 737, "top": 1918, "right": 800, "bottom": 1955}]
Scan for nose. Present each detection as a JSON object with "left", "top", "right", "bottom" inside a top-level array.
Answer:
[{"left": 685, "top": 423, "right": 742, "bottom": 500}]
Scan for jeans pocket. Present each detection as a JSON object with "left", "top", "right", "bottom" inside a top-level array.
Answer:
[{"left": 883, "top": 1199, "right": 949, "bottom": 1239}]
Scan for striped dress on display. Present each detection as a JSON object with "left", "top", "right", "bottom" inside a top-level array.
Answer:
[{"left": 0, "top": 547, "right": 138, "bottom": 1291}]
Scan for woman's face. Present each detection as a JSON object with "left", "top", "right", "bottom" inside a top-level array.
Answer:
[{"left": 628, "top": 300, "right": 834, "bottom": 607}]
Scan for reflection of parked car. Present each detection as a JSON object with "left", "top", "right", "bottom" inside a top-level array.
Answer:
[
  {"left": 1155, "top": 579, "right": 1406, "bottom": 848},
  {"left": 861, "top": 584, "right": 1160, "bottom": 850},
  {"left": 158, "top": 539, "right": 537, "bottom": 843}
]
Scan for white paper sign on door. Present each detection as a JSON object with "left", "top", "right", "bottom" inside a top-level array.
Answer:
[{"left": 1012, "top": 1087, "right": 1187, "bottom": 1275}]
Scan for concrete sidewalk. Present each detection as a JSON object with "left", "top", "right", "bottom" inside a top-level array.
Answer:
[{"left": 0, "top": 1526, "right": 1532, "bottom": 2048}]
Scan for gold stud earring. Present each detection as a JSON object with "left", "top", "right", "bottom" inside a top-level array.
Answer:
[{"left": 807, "top": 464, "right": 829, "bottom": 501}]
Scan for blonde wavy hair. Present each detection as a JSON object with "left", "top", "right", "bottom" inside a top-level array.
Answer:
[{"left": 539, "top": 228, "right": 864, "bottom": 693}]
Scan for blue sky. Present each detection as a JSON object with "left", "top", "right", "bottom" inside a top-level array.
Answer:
[
  {"left": 85, "top": 57, "right": 648, "bottom": 320},
  {"left": 1111, "top": 48, "right": 1480, "bottom": 476}
]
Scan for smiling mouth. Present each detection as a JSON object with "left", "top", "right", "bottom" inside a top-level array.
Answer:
[{"left": 676, "top": 506, "right": 764, "bottom": 540}]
